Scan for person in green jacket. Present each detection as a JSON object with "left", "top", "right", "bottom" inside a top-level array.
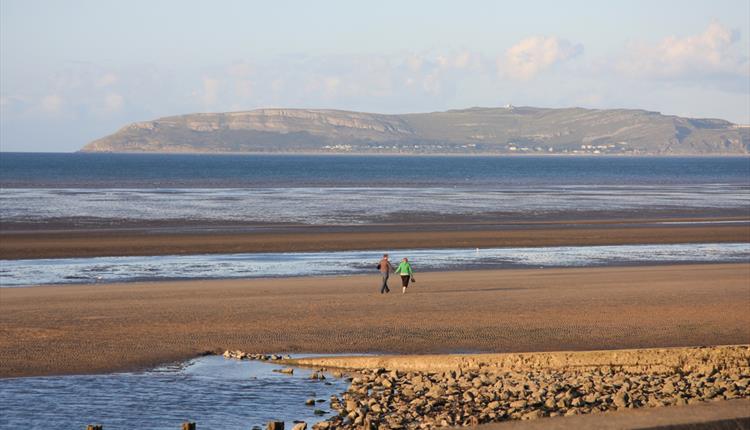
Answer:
[{"left": 394, "top": 257, "right": 415, "bottom": 294}]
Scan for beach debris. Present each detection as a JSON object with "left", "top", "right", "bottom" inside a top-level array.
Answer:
[{"left": 266, "top": 421, "right": 284, "bottom": 430}]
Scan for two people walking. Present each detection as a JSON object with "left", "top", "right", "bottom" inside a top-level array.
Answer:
[{"left": 377, "top": 253, "right": 415, "bottom": 294}]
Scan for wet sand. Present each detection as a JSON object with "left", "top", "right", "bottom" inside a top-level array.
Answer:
[
  {"left": 1, "top": 263, "right": 748, "bottom": 378},
  {"left": 1, "top": 217, "right": 748, "bottom": 259}
]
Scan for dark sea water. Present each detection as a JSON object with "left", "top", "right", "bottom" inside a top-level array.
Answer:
[
  {"left": 1, "top": 153, "right": 749, "bottom": 188},
  {"left": 1, "top": 153, "right": 749, "bottom": 227}
]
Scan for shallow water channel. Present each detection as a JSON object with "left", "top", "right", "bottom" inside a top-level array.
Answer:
[
  {"left": 2, "top": 242, "right": 749, "bottom": 287},
  {"left": 0, "top": 355, "right": 350, "bottom": 430}
]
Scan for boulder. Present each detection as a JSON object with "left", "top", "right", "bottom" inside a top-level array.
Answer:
[{"left": 613, "top": 389, "right": 630, "bottom": 408}]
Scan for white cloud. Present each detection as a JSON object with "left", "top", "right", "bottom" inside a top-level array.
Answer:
[
  {"left": 104, "top": 93, "right": 124, "bottom": 111},
  {"left": 235, "top": 80, "right": 253, "bottom": 98},
  {"left": 323, "top": 76, "right": 341, "bottom": 97},
  {"left": 619, "top": 21, "right": 748, "bottom": 80},
  {"left": 227, "top": 62, "right": 254, "bottom": 78},
  {"left": 201, "top": 77, "right": 220, "bottom": 106},
  {"left": 40, "top": 94, "right": 63, "bottom": 113},
  {"left": 95, "top": 73, "right": 118, "bottom": 87},
  {"left": 502, "top": 36, "right": 583, "bottom": 80}
]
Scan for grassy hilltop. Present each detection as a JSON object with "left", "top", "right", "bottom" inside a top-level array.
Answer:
[{"left": 81, "top": 106, "right": 750, "bottom": 155}]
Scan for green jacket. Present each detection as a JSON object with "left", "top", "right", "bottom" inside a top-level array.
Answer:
[{"left": 394, "top": 261, "right": 413, "bottom": 276}]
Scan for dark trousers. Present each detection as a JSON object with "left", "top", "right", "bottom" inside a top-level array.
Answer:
[
  {"left": 401, "top": 275, "right": 410, "bottom": 287},
  {"left": 380, "top": 272, "right": 390, "bottom": 293}
]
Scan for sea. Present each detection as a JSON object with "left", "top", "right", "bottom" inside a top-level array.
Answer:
[
  {"left": 1, "top": 153, "right": 749, "bottom": 228},
  {"left": 1, "top": 153, "right": 749, "bottom": 286}
]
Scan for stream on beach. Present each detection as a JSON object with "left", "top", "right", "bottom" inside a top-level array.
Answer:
[{"left": 0, "top": 356, "right": 350, "bottom": 430}]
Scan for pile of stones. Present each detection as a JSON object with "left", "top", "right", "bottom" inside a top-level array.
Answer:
[
  {"left": 222, "top": 350, "right": 290, "bottom": 361},
  {"left": 311, "top": 365, "right": 749, "bottom": 429}
]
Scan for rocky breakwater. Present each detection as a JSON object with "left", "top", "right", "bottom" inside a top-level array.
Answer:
[{"left": 284, "top": 346, "right": 750, "bottom": 429}]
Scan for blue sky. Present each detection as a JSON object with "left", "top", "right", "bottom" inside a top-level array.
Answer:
[{"left": 2, "top": 0, "right": 749, "bottom": 152}]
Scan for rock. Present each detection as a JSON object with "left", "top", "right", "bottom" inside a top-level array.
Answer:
[
  {"left": 292, "top": 423, "right": 307, "bottom": 430},
  {"left": 509, "top": 400, "right": 527, "bottom": 409},
  {"left": 613, "top": 389, "right": 630, "bottom": 408},
  {"left": 426, "top": 386, "right": 445, "bottom": 398},
  {"left": 313, "top": 409, "right": 326, "bottom": 416},
  {"left": 522, "top": 410, "right": 543, "bottom": 420},
  {"left": 345, "top": 400, "right": 358, "bottom": 412},
  {"left": 267, "top": 421, "right": 284, "bottom": 430},
  {"left": 305, "top": 398, "right": 315, "bottom": 406},
  {"left": 583, "top": 393, "right": 598, "bottom": 404},
  {"left": 275, "top": 368, "right": 294, "bottom": 375}
]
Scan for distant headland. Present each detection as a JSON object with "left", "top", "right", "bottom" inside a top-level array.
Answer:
[{"left": 81, "top": 106, "right": 750, "bottom": 155}]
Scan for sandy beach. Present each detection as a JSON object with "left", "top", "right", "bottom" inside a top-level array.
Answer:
[
  {"left": 1, "top": 263, "right": 748, "bottom": 378},
  {"left": 1, "top": 217, "right": 748, "bottom": 259}
]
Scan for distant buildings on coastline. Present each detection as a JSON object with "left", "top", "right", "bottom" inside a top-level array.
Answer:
[{"left": 324, "top": 141, "right": 636, "bottom": 155}]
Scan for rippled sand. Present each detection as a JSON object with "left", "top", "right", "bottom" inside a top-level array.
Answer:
[{"left": 1, "top": 263, "right": 748, "bottom": 377}]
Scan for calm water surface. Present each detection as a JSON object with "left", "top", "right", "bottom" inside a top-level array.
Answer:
[
  {"left": 3, "top": 153, "right": 748, "bottom": 188},
  {"left": 0, "top": 356, "right": 349, "bottom": 430},
  {"left": 1, "top": 154, "right": 748, "bottom": 226}
]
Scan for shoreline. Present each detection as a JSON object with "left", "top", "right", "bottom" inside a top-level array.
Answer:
[
  {"left": 0, "top": 252, "right": 744, "bottom": 288},
  {"left": 2, "top": 216, "right": 748, "bottom": 259},
  {"left": 2, "top": 263, "right": 748, "bottom": 378}
]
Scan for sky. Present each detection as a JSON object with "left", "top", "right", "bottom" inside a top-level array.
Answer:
[{"left": 1, "top": 0, "right": 749, "bottom": 152}]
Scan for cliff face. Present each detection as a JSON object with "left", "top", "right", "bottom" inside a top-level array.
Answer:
[{"left": 81, "top": 107, "right": 750, "bottom": 155}]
